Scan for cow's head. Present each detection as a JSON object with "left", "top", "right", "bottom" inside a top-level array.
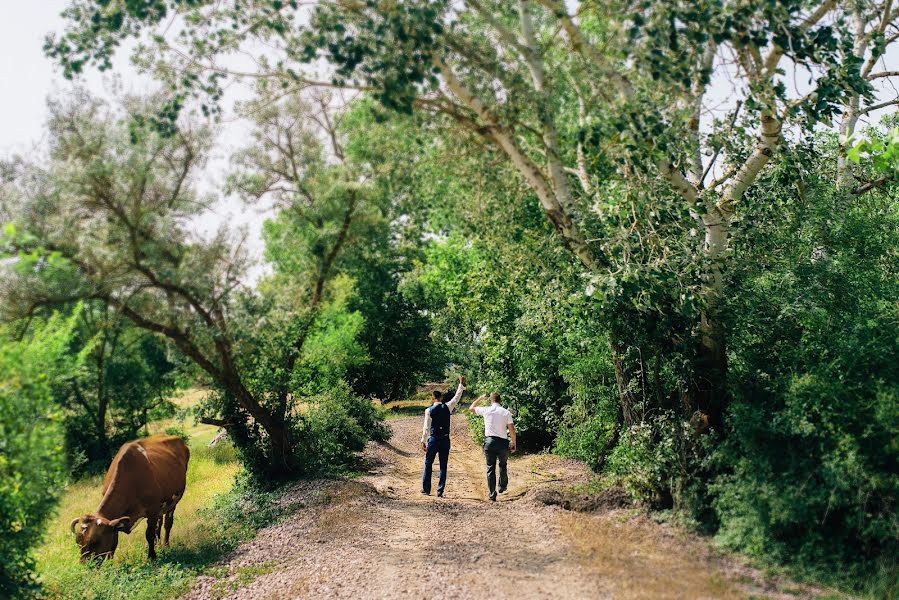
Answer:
[{"left": 69, "top": 514, "right": 131, "bottom": 563}]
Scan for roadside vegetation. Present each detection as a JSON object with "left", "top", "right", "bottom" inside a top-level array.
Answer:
[{"left": 33, "top": 393, "right": 253, "bottom": 600}]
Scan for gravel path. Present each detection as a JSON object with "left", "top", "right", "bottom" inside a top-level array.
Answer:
[{"left": 179, "top": 415, "right": 839, "bottom": 600}]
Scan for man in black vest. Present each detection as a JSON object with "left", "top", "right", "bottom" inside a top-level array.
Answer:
[{"left": 421, "top": 376, "right": 466, "bottom": 497}]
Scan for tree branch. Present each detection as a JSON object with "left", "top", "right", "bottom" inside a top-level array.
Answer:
[
  {"left": 859, "top": 97, "right": 899, "bottom": 115},
  {"left": 199, "top": 416, "right": 232, "bottom": 428},
  {"left": 437, "top": 59, "right": 605, "bottom": 270},
  {"left": 852, "top": 173, "right": 895, "bottom": 195},
  {"left": 867, "top": 70, "right": 899, "bottom": 80},
  {"left": 719, "top": 113, "right": 781, "bottom": 214}
]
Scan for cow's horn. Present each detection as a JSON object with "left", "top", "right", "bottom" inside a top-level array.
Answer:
[{"left": 69, "top": 518, "right": 80, "bottom": 535}]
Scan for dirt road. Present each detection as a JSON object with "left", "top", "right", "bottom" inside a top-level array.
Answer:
[{"left": 181, "top": 415, "right": 834, "bottom": 599}]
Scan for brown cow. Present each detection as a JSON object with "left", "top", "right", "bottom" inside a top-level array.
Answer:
[{"left": 70, "top": 434, "right": 189, "bottom": 563}]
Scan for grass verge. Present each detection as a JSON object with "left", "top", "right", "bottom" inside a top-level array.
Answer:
[{"left": 33, "top": 392, "right": 280, "bottom": 600}]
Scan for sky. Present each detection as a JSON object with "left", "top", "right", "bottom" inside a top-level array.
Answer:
[{"left": 0, "top": 2, "right": 113, "bottom": 154}]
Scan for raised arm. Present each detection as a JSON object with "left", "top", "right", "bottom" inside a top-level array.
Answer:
[
  {"left": 420, "top": 407, "right": 431, "bottom": 453},
  {"left": 445, "top": 376, "right": 466, "bottom": 412},
  {"left": 468, "top": 394, "right": 486, "bottom": 414}
]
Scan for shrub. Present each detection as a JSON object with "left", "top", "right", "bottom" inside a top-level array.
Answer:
[
  {"left": 555, "top": 338, "right": 619, "bottom": 469},
  {"left": 297, "top": 382, "right": 390, "bottom": 473},
  {"left": 163, "top": 426, "right": 190, "bottom": 443},
  {"left": 0, "top": 312, "right": 78, "bottom": 597},
  {"left": 554, "top": 404, "right": 616, "bottom": 469},
  {"left": 605, "top": 421, "right": 674, "bottom": 506},
  {"left": 715, "top": 167, "right": 899, "bottom": 583}
]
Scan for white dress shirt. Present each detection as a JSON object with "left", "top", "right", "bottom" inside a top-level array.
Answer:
[
  {"left": 474, "top": 404, "right": 513, "bottom": 439},
  {"left": 421, "top": 382, "right": 464, "bottom": 443}
]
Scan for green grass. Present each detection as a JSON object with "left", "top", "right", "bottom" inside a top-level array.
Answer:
[
  {"left": 382, "top": 403, "right": 429, "bottom": 419},
  {"left": 32, "top": 390, "right": 274, "bottom": 600}
]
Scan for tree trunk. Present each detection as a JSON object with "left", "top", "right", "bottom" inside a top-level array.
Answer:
[
  {"left": 95, "top": 353, "right": 108, "bottom": 452},
  {"left": 222, "top": 367, "right": 293, "bottom": 473},
  {"left": 610, "top": 339, "right": 642, "bottom": 427},
  {"left": 696, "top": 314, "right": 727, "bottom": 431},
  {"left": 697, "top": 214, "right": 730, "bottom": 431},
  {"left": 267, "top": 425, "right": 291, "bottom": 472}
]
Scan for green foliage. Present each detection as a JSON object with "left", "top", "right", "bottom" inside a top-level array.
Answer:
[
  {"left": 59, "top": 302, "right": 178, "bottom": 473},
  {"left": 554, "top": 339, "right": 619, "bottom": 469},
  {"left": 407, "top": 234, "right": 569, "bottom": 446},
  {"left": 297, "top": 382, "right": 390, "bottom": 474},
  {"left": 347, "top": 272, "right": 439, "bottom": 402},
  {"left": 292, "top": 276, "right": 369, "bottom": 396},
  {"left": 714, "top": 150, "right": 899, "bottom": 581},
  {"left": 336, "top": 100, "right": 444, "bottom": 400},
  {"left": 848, "top": 127, "right": 899, "bottom": 172},
  {"left": 0, "top": 311, "right": 79, "bottom": 597},
  {"left": 605, "top": 421, "right": 673, "bottom": 505}
]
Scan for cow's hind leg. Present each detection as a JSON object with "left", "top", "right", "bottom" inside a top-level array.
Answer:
[
  {"left": 163, "top": 509, "right": 175, "bottom": 547},
  {"left": 145, "top": 514, "right": 158, "bottom": 560}
]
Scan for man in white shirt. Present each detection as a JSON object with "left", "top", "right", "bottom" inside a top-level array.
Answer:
[
  {"left": 420, "top": 376, "right": 466, "bottom": 498},
  {"left": 468, "top": 392, "right": 517, "bottom": 502}
]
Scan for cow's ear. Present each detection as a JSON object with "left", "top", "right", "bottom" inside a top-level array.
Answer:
[{"left": 108, "top": 517, "right": 131, "bottom": 531}]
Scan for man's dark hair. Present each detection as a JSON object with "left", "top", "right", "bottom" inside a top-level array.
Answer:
[
  {"left": 490, "top": 392, "right": 500, "bottom": 403},
  {"left": 432, "top": 390, "right": 442, "bottom": 401}
]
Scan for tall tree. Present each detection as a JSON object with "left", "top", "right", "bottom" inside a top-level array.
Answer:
[
  {"left": 1, "top": 90, "right": 390, "bottom": 476},
  {"left": 46, "top": 0, "right": 899, "bottom": 430},
  {"left": 0, "top": 93, "right": 293, "bottom": 473},
  {"left": 61, "top": 300, "right": 177, "bottom": 470},
  {"left": 226, "top": 90, "right": 375, "bottom": 410}
]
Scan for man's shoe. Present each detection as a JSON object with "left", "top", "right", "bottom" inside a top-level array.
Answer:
[
  {"left": 437, "top": 492, "right": 443, "bottom": 498},
  {"left": 489, "top": 493, "right": 497, "bottom": 502},
  {"left": 498, "top": 486, "right": 507, "bottom": 494},
  {"left": 421, "top": 490, "right": 430, "bottom": 496}
]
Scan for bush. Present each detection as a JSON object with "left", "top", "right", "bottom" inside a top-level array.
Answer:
[
  {"left": 0, "top": 312, "right": 78, "bottom": 597},
  {"left": 298, "top": 382, "right": 390, "bottom": 473},
  {"left": 163, "top": 426, "right": 190, "bottom": 443},
  {"left": 714, "top": 167, "right": 899, "bottom": 583},
  {"left": 332, "top": 383, "right": 391, "bottom": 444},
  {"left": 554, "top": 338, "right": 620, "bottom": 469},
  {"left": 554, "top": 404, "right": 616, "bottom": 469},
  {"left": 605, "top": 421, "right": 675, "bottom": 506}
]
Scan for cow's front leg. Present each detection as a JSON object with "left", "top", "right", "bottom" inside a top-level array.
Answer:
[{"left": 145, "top": 514, "right": 158, "bottom": 560}]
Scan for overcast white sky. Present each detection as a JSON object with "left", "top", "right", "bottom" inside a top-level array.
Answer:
[{"left": 2, "top": 3, "right": 102, "bottom": 153}]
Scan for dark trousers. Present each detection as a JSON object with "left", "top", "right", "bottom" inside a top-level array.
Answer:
[
  {"left": 422, "top": 435, "right": 450, "bottom": 495},
  {"left": 484, "top": 436, "right": 510, "bottom": 498}
]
